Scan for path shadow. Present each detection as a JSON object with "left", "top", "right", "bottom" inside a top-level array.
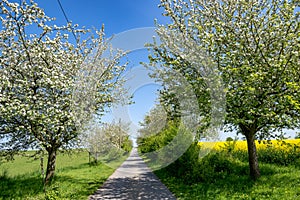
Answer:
[{"left": 90, "top": 172, "right": 176, "bottom": 200}]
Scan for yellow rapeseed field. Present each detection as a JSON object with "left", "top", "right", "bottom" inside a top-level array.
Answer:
[{"left": 199, "top": 139, "right": 300, "bottom": 152}]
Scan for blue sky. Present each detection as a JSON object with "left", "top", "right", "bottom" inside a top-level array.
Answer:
[{"left": 35, "top": 0, "right": 168, "bottom": 36}]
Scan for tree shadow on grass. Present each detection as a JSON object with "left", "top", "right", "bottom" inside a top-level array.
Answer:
[
  {"left": 0, "top": 172, "right": 44, "bottom": 199},
  {"left": 0, "top": 173, "right": 108, "bottom": 200},
  {"left": 0, "top": 163, "right": 110, "bottom": 200},
  {"left": 154, "top": 161, "right": 284, "bottom": 199},
  {"left": 48, "top": 174, "right": 109, "bottom": 199}
]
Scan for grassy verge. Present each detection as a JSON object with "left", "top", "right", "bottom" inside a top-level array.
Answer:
[
  {"left": 138, "top": 119, "right": 300, "bottom": 199},
  {"left": 0, "top": 150, "right": 124, "bottom": 200},
  {"left": 155, "top": 157, "right": 300, "bottom": 200}
]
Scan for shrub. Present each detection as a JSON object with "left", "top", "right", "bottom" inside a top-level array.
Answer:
[
  {"left": 137, "top": 121, "right": 178, "bottom": 154},
  {"left": 121, "top": 136, "right": 133, "bottom": 153},
  {"left": 164, "top": 142, "right": 201, "bottom": 183},
  {"left": 159, "top": 144, "right": 247, "bottom": 184}
]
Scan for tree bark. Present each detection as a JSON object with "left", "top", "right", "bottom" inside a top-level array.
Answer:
[
  {"left": 245, "top": 133, "right": 260, "bottom": 180},
  {"left": 45, "top": 148, "right": 57, "bottom": 185}
]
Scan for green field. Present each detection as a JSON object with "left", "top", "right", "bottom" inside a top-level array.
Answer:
[{"left": 0, "top": 150, "right": 123, "bottom": 200}]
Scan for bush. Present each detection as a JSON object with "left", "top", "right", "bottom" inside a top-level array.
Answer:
[
  {"left": 158, "top": 147, "right": 248, "bottom": 185},
  {"left": 121, "top": 136, "right": 133, "bottom": 153},
  {"left": 137, "top": 121, "right": 178, "bottom": 154},
  {"left": 164, "top": 142, "right": 201, "bottom": 183}
]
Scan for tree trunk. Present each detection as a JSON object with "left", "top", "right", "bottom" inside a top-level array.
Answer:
[
  {"left": 245, "top": 133, "right": 260, "bottom": 180},
  {"left": 45, "top": 148, "right": 57, "bottom": 185}
]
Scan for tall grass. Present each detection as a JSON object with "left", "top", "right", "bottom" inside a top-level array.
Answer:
[{"left": 205, "top": 139, "right": 300, "bottom": 166}]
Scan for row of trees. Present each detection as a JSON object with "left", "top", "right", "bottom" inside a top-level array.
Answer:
[
  {"left": 1, "top": 0, "right": 299, "bottom": 185},
  {"left": 0, "top": 0, "right": 128, "bottom": 184},
  {"left": 144, "top": 0, "right": 299, "bottom": 179},
  {"left": 85, "top": 120, "right": 133, "bottom": 163}
]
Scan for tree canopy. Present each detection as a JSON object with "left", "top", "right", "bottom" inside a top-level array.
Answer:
[
  {"left": 0, "top": 0, "right": 127, "bottom": 184},
  {"left": 148, "top": 0, "right": 300, "bottom": 179}
]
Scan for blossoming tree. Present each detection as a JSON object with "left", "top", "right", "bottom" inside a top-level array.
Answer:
[
  {"left": 0, "top": 0, "right": 126, "bottom": 184},
  {"left": 149, "top": 0, "right": 299, "bottom": 179}
]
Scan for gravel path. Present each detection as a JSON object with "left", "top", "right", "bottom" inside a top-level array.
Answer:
[{"left": 89, "top": 148, "right": 176, "bottom": 200}]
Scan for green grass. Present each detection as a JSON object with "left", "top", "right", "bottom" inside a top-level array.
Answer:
[
  {"left": 155, "top": 163, "right": 300, "bottom": 200},
  {"left": 0, "top": 150, "right": 124, "bottom": 200}
]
